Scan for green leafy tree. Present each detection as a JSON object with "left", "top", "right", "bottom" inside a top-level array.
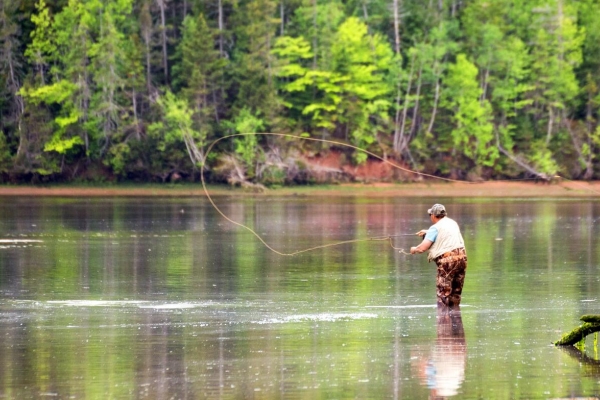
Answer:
[
  {"left": 271, "top": 35, "right": 314, "bottom": 128},
  {"left": 460, "top": 0, "right": 538, "bottom": 176},
  {"left": 21, "top": 80, "right": 84, "bottom": 157},
  {"left": 274, "top": 17, "right": 397, "bottom": 163},
  {"left": 20, "top": 0, "right": 91, "bottom": 168},
  {"left": 572, "top": 0, "right": 600, "bottom": 179},
  {"left": 150, "top": 90, "right": 206, "bottom": 168},
  {"left": 395, "top": 22, "right": 458, "bottom": 160},
  {"left": 24, "top": 0, "right": 54, "bottom": 85},
  {"left": 443, "top": 54, "right": 497, "bottom": 169},
  {"left": 528, "top": 0, "right": 583, "bottom": 145},
  {"left": 223, "top": 107, "right": 265, "bottom": 177},
  {"left": 404, "top": 21, "right": 459, "bottom": 168},
  {"left": 273, "top": 34, "right": 344, "bottom": 134},
  {"left": 88, "top": 1, "right": 132, "bottom": 156},
  {"left": 6, "top": 0, "right": 600, "bottom": 182},
  {"left": 329, "top": 17, "right": 396, "bottom": 162},
  {"left": 288, "top": 0, "right": 345, "bottom": 70}
]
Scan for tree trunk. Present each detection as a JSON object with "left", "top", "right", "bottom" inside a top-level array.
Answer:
[
  {"left": 141, "top": 1, "right": 153, "bottom": 97},
  {"left": 267, "top": 31, "right": 272, "bottom": 86},
  {"left": 496, "top": 132, "right": 550, "bottom": 180},
  {"left": 394, "top": 53, "right": 414, "bottom": 154},
  {"left": 280, "top": 0, "right": 284, "bottom": 35},
  {"left": 427, "top": 64, "right": 441, "bottom": 134},
  {"left": 132, "top": 88, "right": 141, "bottom": 139},
  {"left": 393, "top": 84, "right": 402, "bottom": 150},
  {"left": 585, "top": 94, "right": 595, "bottom": 180},
  {"left": 212, "top": 91, "right": 220, "bottom": 124},
  {"left": 80, "top": 34, "right": 90, "bottom": 156},
  {"left": 396, "top": 57, "right": 415, "bottom": 153},
  {"left": 409, "top": 64, "right": 423, "bottom": 137},
  {"left": 218, "top": 0, "right": 224, "bottom": 55},
  {"left": 546, "top": 106, "right": 554, "bottom": 145},
  {"left": 362, "top": 0, "right": 370, "bottom": 34},
  {"left": 562, "top": 110, "right": 593, "bottom": 179},
  {"left": 391, "top": 0, "right": 402, "bottom": 155},
  {"left": 392, "top": 0, "right": 401, "bottom": 55},
  {"left": 481, "top": 64, "right": 490, "bottom": 105},
  {"left": 312, "top": 0, "right": 317, "bottom": 69},
  {"left": 157, "top": 0, "right": 169, "bottom": 84}
]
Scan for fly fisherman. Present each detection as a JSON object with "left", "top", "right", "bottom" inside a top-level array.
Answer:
[{"left": 410, "top": 204, "right": 467, "bottom": 308}]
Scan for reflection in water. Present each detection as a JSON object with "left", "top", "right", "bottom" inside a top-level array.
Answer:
[
  {"left": 413, "top": 307, "right": 466, "bottom": 399},
  {"left": 559, "top": 345, "right": 600, "bottom": 377}
]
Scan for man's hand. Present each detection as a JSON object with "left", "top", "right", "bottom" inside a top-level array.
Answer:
[
  {"left": 416, "top": 229, "right": 428, "bottom": 238},
  {"left": 410, "top": 246, "right": 418, "bottom": 254}
]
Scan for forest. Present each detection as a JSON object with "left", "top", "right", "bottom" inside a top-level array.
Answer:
[{"left": 1, "top": 0, "right": 600, "bottom": 184}]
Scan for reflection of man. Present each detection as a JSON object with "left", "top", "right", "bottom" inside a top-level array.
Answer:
[
  {"left": 410, "top": 204, "right": 467, "bottom": 307},
  {"left": 416, "top": 308, "right": 467, "bottom": 399}
]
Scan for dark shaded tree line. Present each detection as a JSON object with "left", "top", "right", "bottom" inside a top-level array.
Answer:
[{"left": 1, "top": 0, "right": 600, "bottom": 183}]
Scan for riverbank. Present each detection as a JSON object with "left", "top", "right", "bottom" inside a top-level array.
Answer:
[{"left": 0, "top": 180, "right": 599, "bottom": 197}]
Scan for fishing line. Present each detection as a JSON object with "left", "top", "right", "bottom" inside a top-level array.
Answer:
[
  {"left": 551, "top": 175, "right": 600, "bottom": 196},
  {"left": 199, "top": 132, "right": 590, "bottom": 256},
  {"left": 200, "top": 132, "right": 448, "bottom": 256}
]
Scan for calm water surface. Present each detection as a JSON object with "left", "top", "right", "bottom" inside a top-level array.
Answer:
[{"left": 0, "top": 195, "right": 599, "bottom": 399}]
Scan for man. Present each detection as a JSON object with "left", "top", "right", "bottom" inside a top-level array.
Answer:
[{"left": 410, "top": 204, "right": 467, "bottom": 307}]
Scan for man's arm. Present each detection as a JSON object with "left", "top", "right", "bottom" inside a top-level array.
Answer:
[{"left": 410, "top": 239, "right": 433, "bottom": 254}]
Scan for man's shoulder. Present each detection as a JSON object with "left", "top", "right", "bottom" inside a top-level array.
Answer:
[{"left": 439, "top": 216, "right": 458, "bottom": 225}]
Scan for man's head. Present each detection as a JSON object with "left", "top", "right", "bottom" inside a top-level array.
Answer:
[{"left": 427, "top": 203, "right": 447, "bottom": 218}]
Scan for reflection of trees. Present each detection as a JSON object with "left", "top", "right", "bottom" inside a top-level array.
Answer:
[{"left": 412, "top": 308, "right": 467, "bottom": 399}]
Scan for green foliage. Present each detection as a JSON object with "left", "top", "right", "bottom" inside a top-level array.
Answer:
[
  {"left": 20, "top": 80, "right": 84, "bottom": 156},
  {"left": 230, "top": 0, "right": 280, "bottom": 120},
  {"left": 105, "top": 142, "right": 131, "bottom": 176},
  {"left": 25, "top": 0, "right": 55, "bottom": 82},
  {"left": 290, "top": 0, "right": 345, "bottom": 70},
  {"left": 172, "top": 13, "right": 226, "bottom": 144},
  {"left": 4, "top": 0, "right": 600, "bottom": 181},
  {"left": 0, "top": 130, "right": 13, "bottom": 173},
  {"left": 273, "top": 16, "right": 397, "bottom": 163},
  {"left": 151, "top": 90, "right": 206, "bottom": 164},
  {"left": 529, "top": 140, "right": 559, "bottom": 176},
  {"left": 443, "top": 54, "right": 497, "bottom": 167},
  {"left": 224, "top": 107, "right": 265, "bottom": 176}
]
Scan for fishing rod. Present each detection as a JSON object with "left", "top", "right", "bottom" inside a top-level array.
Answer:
[{"left": 382, "top": 234, "right": 420, "bottom": 237}]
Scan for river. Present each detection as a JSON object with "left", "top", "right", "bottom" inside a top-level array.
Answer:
[{"left": 0, "top": 196, "right": 598, "bottom": 398}]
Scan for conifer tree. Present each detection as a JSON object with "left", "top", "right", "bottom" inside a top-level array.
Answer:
[{"left": 173, "top": 13, "right": 227, "bottom": 134}]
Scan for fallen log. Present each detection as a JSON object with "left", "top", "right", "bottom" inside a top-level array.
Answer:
[
  {"left": 555, "top": 316, "right": 600, "bottom": 346},
  {"left": 580, "top": 315, "right": 600, "bottom": 324}
]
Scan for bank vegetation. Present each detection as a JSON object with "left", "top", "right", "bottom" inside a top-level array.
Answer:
[{"left": 2, "top": 0, "right": 600, "bottom": 185}]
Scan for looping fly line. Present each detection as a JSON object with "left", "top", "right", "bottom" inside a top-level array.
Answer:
[
  {"left": 200, "top": 132, "right": 443, "bottom": 256},
  {"left": 198, "top": 132, "right": 580, "bottom": 256}
]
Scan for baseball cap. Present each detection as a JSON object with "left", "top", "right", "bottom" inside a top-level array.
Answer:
[{"left": 427, "top": 204, "right": 446, "bottom": 216}]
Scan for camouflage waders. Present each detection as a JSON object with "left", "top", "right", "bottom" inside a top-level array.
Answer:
[{"left": 434, "top": 248, "right": 467, "bottom": 307}]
